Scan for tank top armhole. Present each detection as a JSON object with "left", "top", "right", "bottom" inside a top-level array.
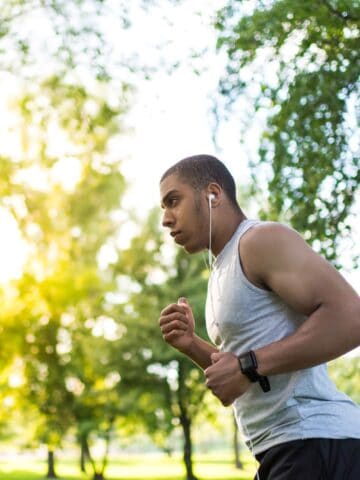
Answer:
[{"left": 237, "top": 221, "right": 274, "bottom": 294}]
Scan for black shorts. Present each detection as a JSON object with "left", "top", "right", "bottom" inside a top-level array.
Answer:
[{"left": 255, "top": 438, "right": 360, "bottom": 480}]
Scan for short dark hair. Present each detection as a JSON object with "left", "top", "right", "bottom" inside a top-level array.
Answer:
[{"left": 160, "top": 154, "right": 238, "bottom": 207}]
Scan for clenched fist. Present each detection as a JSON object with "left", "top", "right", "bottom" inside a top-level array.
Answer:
[
  {"left": 204, "top": 352, "right": 251, "bottom": 406},
  {"left": 159, "top": 297, "right": 195, "bottom": 353}
]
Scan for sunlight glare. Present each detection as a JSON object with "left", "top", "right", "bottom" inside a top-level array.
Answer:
[
  {"left": 51, "top": 157, "right": 82, "bottom": 191},
  {"left": 0, "top": 208, "right": 27, "bottom": 284}
]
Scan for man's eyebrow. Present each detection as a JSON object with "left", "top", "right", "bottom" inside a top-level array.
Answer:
[{"left": 161, "top": 189, "right": 179, "bottom": 208}]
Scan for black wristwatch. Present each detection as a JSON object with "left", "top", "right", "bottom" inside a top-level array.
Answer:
[{"left": 238, "top": 350, "right": 271, "bottom": 393}]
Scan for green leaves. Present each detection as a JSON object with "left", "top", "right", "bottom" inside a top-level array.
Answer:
[
  {"left": 329, "top": 356, "right": 360, "bottom": 403},
  {"left": 216, "top": 0, "right": 360, "bottom": 264}
]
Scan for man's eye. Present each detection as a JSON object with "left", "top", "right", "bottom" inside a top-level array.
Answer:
[{"left": 168, "top": 197, "right": 178, "bottom": 207}]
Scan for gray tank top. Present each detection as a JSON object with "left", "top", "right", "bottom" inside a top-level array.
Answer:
[{"left": 205, "top": 219, "right": 360, "bottom": 454}]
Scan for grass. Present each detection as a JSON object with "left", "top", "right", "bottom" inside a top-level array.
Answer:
[{"left": 0, "top": 453, "right": 257, "bottom": 480}]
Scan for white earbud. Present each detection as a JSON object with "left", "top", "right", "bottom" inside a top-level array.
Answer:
[{"left": 208, "top": 194, "right": 215, "bottom": 270}]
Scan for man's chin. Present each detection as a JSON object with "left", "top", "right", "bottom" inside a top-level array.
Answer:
[{"left": 183, "top": 243, "right": 204, "bottom": 254}]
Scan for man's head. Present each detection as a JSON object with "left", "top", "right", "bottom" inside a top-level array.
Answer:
[
  {"left": 160, "top": 154, "right": 238, "bottom": 209},
  {"left": 160, "top": 155, "right": 241, "bottom": 255}
]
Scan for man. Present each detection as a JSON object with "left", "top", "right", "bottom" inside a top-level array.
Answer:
[{"left": 158, "top": 154, "right": 360, "bottom": 479}]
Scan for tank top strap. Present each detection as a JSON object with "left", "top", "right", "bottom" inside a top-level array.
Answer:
[{"left": 236, "top": 219, "right": 262, "bottom": 241}]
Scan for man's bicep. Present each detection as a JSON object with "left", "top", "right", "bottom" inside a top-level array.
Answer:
[
  {"left": 251, "top": 225, "right": 354, "bottom": 316},
  {"left": 266, "top": 248, "right": 330, "bottom": 316}
]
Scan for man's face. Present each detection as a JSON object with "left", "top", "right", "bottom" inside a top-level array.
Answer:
[{"left": 160, "top": 174, "right": 209, "bottom": 253}]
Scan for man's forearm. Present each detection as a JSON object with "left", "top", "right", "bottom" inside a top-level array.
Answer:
[
  {"left": 180, "top": 334, "right": 218, "bottom": 370},
  {"left": 256, "top": 301, "right": 360, "bottom": 376}
]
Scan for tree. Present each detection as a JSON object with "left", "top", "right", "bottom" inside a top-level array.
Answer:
[
  {"left": 113, "top": 209, "right": 216, "bottom": 480},
  {"left": 69, "top": 330, "right": 131, "bottom": 480},
  {"left": 0, "top": 0, "right": 187, "bottom": 476},
  {"left": 216, "top": 0, "right": 360, "bottom": 263},
  {"left": 0, "top": 58, "right": 128, "bottom": 480}
]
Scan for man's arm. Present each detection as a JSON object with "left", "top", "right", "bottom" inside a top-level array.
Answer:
[
  {"left": 204, "top": 222, "right": 360, "bottom": 406},
  {"left": 159, "top": 298, "right": 218, "bottom": 370},
  {"left": 180, "top": 335, "right": 218, "bottom": 370},
  {"left": 243, "top": 223, "right": 360, "bottom": 375}
]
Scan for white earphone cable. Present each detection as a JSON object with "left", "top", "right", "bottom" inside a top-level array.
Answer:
[{"left": 208, "top": 194, "right": 213, "bottom": 270}]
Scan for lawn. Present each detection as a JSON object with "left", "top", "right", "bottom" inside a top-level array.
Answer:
[{"left": 0, "top": 453, "right": 257, "bottom": 480}]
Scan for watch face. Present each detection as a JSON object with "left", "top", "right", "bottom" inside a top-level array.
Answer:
[
  {"left": 240, "top": 354, "right": 254, "bottom": 372},
  {"left": 238, "top": 352, "right": 271, "bottom": 392},
  {"left": 238, "top": 352, "right": 259, "bottom": 383}
]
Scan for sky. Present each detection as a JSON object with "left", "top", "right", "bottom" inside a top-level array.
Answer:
[{"left": 117, "top": 0, "right": 255, "bottom": 213}]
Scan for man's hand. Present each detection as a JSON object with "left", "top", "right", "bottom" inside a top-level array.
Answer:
[
  {"left": 204, "top": 352, "right": 251, "bottom": 406},
  {"left": 159, "top": 297, "right": 195, "bottom": 353}
]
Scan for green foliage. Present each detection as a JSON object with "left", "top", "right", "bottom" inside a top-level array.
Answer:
[
  {"left": 0, "top": 4, "right": 131, "bottom": 474},
  {"left": 0, "top": 1, "right": 230, "bottom": 478},
  {"left": 329, "top": 356, "right": 360, "bottom": 403},
  {"left": 1, "top": 0, "right": 110, "bottom": 76},
  {"left": 112, "top": 209, "right": 217, "bottom": 463},
  {"left": 216, "top": 0, "right": 360, "bottom": 263}
]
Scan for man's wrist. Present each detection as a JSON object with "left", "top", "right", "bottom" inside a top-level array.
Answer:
[
  {"left": 238, "top": 350, "right": 271, "bottom": 393},
  {"left": 176, "top": 334, "right": 197, "bottom": 354},
  {"left": 180, "top": 335, "right": 218, "bottom": 370}
]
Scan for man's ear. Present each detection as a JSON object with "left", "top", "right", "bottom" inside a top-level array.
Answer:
[{"left": 206, "top": 183, "right": 221, "bottom": 206}]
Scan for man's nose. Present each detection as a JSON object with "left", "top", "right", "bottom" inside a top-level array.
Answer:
[{"left": 162, "top": 209, "right": 174, "bottom": 228}]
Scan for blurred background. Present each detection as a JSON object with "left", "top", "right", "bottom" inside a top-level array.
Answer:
[{"left": 0, "top": 1, "right": 359, "bottom": 479}]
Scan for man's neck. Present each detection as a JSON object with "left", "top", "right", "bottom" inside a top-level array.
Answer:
[{"left": 212, "top": 210, "right": 247, "bottom": 257}]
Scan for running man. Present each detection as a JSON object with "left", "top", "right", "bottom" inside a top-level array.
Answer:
[{"left": 159, "top": 154, "right": 360, "bottom": 479}]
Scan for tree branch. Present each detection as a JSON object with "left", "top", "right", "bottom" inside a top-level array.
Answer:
[{"left": 321, "top": 0, "right": 360, "bottom": 23}]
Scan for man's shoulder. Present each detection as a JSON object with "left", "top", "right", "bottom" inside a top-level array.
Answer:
[
  {"left": 242, "top": 221, "right": 301, "bottom": 251},
  {"left": 239, "top": 221, "right": 310, "bottom": 286}
]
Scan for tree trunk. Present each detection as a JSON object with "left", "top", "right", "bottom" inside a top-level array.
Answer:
[
  {"left": 46, "top": 449, "right": 57, "bottom": 478},
  {"left": 99, "top": 428, "right": 112, "bottom": 479},
  {"left": 178, "top": 360, "right": 198, "bottom": 480},
  {"left": 233, "top": 414, "right": 243, "bottom": 469},
  {"left": 80, "top": 436, "right": 90, "bottom": 473},
  {"left": 81, "top": 432, "right": 110, "bottom": 480},
  {"left": 93, "top": 474, "right": 104, "bottom": 480},
  {"left": 179, "top": 410, "right": 197, "bottom": 480}
]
